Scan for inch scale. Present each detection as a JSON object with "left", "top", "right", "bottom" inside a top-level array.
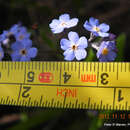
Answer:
[{"left": 0, "top": 61, "right": 130, "bottom": 110}]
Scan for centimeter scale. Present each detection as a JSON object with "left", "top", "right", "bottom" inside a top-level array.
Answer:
[{"left": 0, "top": 61, "right": 130, "bottom": 110}]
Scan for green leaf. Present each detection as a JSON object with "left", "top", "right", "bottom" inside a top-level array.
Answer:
[
  {"left": 116, "top": 33, "right": 126, "bottom": 61},
  {"left": 85, "top": 48, "right": 96, "bottom": 61},
  {"left": 89, "top": 117, "right": 103, "bottom": 130}
]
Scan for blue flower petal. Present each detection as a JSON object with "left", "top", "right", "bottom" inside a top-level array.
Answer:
[
  {"left": 9, "top": 24, "right": 24, "bottom": 36},
  {"left": 51, "top": 27, "right": 64, "bottom": 34},
  {"left": 66, "top": 18, "right": 78, "bottom": 28},
  {"left": 9, "top": 24, "right": 19, "bottom": 34},
  {"left": 0, "top": 46, "right": 4, "bottom": 60},
  {"left": 0, "top": 34, "right": 6, "bottom": 42},
  {"left": 83, "top": 21, "right": 93, "bottom": 31},
  {"left": 98, "top": 55, "right": 108, "bottom": 62},
  {"left": 75, "top": 49, "right": 87, "bottom": 60},
  {"left": 92, "top": 31, "right": 99, "bottom": 37},
  {"left": 27, "top": 47, "right": 38, "bottom": 58},
  {"left": 97, "top": 41, "right": 117, "bottom": 61},
  {"left": 107, "top": 51, "right": 117, "bottom": 61},
  {"left": 11, "top": 41, "right": 23, "bottom": 51},
  {"left": 49, "top": 14, "right": 78, "bottom": 34},
  {"left": 89, "top": 17, "right": 99, "bottom": 26},
  {"left": 20, "top": 56, "right": 31, "bottom": 61},
  {"left": 22, "top": 39, "right": 32, "bottom": 48},
  {"left": 59, "top": 14, "right": 70, "bottom": 22},
  {"left": 97, "top": 42, "right": 107, "bottom": 58},
  {"left": 49, "top": 19, "right": 60, "bottom": 29},
  {"left": 77, "top": 36, "right": 88, "bottom": 49},
  {"left": 16, "top": 30, "right": 30, "bottom": 41},
  {"left": 63, "top": 49, "right": 75, "bottom": 61},
  {"left": 63, "top": 49, "right": 72, "bottom": 56},
  {"left": 98, "top": 32, "right": 109, "bottom": 37},
  {"left": 60, "top": 38, "right": 71, "bottom": 50},
  {"left": 99, "top": 23, "right": 110, "bottom": 32},
  {"left": 11, "top": 51, "right": 21, "bottom": 61},
  {"left": 68, "top": 31, "right": 79, "bottom": 43}
]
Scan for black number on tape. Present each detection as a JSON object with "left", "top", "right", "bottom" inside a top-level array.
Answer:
[
  {"left": 101, "top": 73, "right": 109, "bottom": 85},
  {"left": 27, "top": 71, "right": 34, "bottom": 82},
  {"left": 22, "top": 87, "right": 31, "bottom": 98},
  {"left": 118, "top": 90, "right": 124, "bottom": 102},
  {"left": 63, "top": 72, "right": 71, "bottom": 83}
]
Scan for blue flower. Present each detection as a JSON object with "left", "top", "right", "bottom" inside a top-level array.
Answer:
[
  {"left": 15, "top": 27, "right": 30, "bottom": 42},
  {"left": 0, "top": 31, "right": 8, "bottom": 43},
  {"left": 97, "top": 41, "right": 117, "bottom": 61},
  {"left": 8, "top": 24, "right": 20, "bottom": 35},
  {"left": 84, "top": 17, "right": 110, "bottom": 37},
  {"left": 11, "top": 39, "right": 38, "bottom": 61},
  {"left": 3, "top": 24, "right": 21, "bottom": 38},
  {"left": 0, "top": 23, "right": 30, "bottom": 45},
  {"left": 0, "top": 45, "right": 4, "bottom": 61},
  {"left": 49, "top": 14, "right": 79, "bottom": 34},
  {"left": 60, "top": 31, "right": 88, "bottom": 61}
]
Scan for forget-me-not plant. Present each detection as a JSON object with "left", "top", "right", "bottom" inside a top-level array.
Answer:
[
  {"left": 0, "top": 13, "right": 117, "bottom": 62},
  {"left": 96, "top": 41, "right": 117, "bottom": 61},
  {"left": 11, "top": 39, "right": 37, "bottom": 61},
  {"left": 0, "top": 23, "right": 38, "bottom": 61},
  {"left": 60, "top": 31, "right": 88, "bottom": 61},
  {"left": 49, "top": 14, "right": 79, "bottom": 34},
  {"left": 49, "top": 13, "right": 117, "bottom": 62},
  {"left": 84, "top": 17, "right": 110, "bottom": 37}
]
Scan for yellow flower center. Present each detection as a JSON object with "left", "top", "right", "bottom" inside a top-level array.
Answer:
[
  {"left": 61, "top": 22, "right": 67, "bottom": 26},
  {"left": 102, "top": 48, "right": 108, "bottom": 55},
  {"left": 72, "top": 45, "right": 77, "bottom": 50},
  {"left": 19, "top": 35, "right": 24, "bottom": 40},
  {"left": 20, "top": 49, "right": 27, "bottom": 55},
  {"left": 93, "top": 26, "right": 100, "bottom": 32}
]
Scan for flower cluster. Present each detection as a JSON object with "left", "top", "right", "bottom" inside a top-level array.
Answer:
[
  {"left": 49, "top": 14, "right": 117, "bottom": 61},
  {"left": 0, "top": 23, "right": 38, "bottom": 61}
]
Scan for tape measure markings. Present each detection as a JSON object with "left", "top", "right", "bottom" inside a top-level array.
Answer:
[
  {"left": 0, "top": 81, "right": 130, "bottom": 88},
  {"left": 0, "top": 62, "right": 130, "bottom": 110},
  {"left": 96, "top": 62, "right": 99, "bottom": 87},
  {"left": 7, "top": 62, "right": 10, "bottom": 77},
  {"left": 17, "top": 85, "right": 22, "bottom": 105},
  {"left": 116, "top": 63, "right": 118, "bottom": 80},
  {"left": 113, "top": 88, "right": 116, "bottom": 110},
  {"left": 24, "top": 62, "right": 26, "bottom": 84}
]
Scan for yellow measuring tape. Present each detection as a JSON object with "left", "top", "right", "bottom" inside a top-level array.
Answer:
[{"left": 0, "top": 61, "right": 130, "bottom": 110}]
